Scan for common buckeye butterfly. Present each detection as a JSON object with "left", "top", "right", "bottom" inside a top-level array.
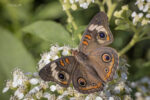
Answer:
[{"left": 39, "top": 12, "right": 119, "bottom": 94}]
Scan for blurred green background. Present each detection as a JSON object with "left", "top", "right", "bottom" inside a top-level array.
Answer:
[{"left": 0, "top": 0, "right": 150, "bottom": 99}]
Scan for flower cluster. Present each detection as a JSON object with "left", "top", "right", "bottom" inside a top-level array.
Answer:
[
  {"left": 3, "top": 45, "right": 150, "bottom": 100},
  {"left": 131, "top": 0, "right": 150, "bottom": 25},
  {"left": 61, "top": 0, "right": 95, "bottom": 11}
]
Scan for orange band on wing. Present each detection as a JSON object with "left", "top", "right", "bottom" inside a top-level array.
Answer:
[
  {"left": 79, "top": 82, "right": 102, "bottom": 90},
  {"left": 82, "top": 40, "right": 88, "bottom": 45},
  {"left": 60, "top": 81, "right": 67, "bottom": 85},
  {"left": 65, "top": 58, "right": 70, "bottom": 64},
  {"left": 104, "top": 56, "right": 115, "bottom": 81},
  {"left": 106, "top": 34, "right": 110, "bottom": 41},
  {"left": 60, "top": 60, "right": 65, "bottom": 66},
  {"left": 85, "top": 35, "right": 92, "bottom": 40}
]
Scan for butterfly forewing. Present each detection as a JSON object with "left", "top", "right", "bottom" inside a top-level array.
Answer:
[
  {"left": 39, "top": 56, "right": 77, "bottom": 87},
  {"left": 79, "top": 12, "right": 114, "bottom": 54}
]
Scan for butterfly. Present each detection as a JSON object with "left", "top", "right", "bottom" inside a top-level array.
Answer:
[{"left": 39, "top": 12, "right": 119, "bottom": 94}]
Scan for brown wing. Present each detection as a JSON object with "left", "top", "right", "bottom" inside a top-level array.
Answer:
[
  {"left": 39, "top": 56, "right": 77, "bottom": 87},
  {"left": 79, "top": 12, "right": 113, "bottom": 54},
  {"left": 88, "top": 47, "right": 119, "bottom": 82},
  {"left": 72, "top": 63, "right": 104, "bottom": 94}
]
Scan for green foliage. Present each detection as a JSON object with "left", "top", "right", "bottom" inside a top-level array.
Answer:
[
  {"left": 0, "top": 0, "right": 150, "bottom": 99},
  {"left": 35, "top": 1, "right": 64, "bottom": 19},
  {"left": 0, "top": 27, "right": 36, "bottom": 99},
  {"left": 22, "top": 21, "right": 75, "bottom": 47}
]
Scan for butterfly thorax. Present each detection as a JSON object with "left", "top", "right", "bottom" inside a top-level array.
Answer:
[{"left": 71, "top": 50, "right": 88, "bottom": 65}]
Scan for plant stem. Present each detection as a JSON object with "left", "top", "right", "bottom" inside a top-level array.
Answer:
[
  {"left": 95, "top": 0, "right": 105, "bottom": 12},
  {"left": 65, "top": 9, "right": 78, "bottom": 30},
  {"left": 119, "top": 33, "right": 138, "bottom": 56},
  {"left": 107, "top": 0, "right": 117, "bottom": 21}
]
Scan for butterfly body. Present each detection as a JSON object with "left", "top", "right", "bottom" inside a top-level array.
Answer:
[{"left": 39, "top": 12, "right": 119, "bottom": 94}]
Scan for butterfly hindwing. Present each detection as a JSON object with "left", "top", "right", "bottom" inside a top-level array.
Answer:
[
  {"left": 72, "top": 63, "right": 104, "bottom": 94},
  {"left": 79, "top": 12, "right": 114, "bottom": 54},
  {"left": 39, "top": 56, "right": 77, "bottom": 87},
  {"left": 88, "top": 47, "right": 119, "bottom": 82}
]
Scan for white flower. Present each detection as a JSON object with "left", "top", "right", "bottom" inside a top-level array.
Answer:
[
  {"left": 125, "top": 86, "right": 132, "bottom": 93},
  {"left": 51, "top": 55, "right": 59, "bottom": 60},
  {"left": 50, "top": 85, "right": 56, "bottom": 92},
  {"left": 138, "top": 13, "right": 143, "bottom": 18},
  {"left": 29, "top": 86, "right": 41, "bottom": 94},
  {"left": 43, "top": 92, "right": 56, "bottom": 100},
  {"left": 85, "top": 95, "right": 90, "bottom": 100},
  {"left": 147, "top": 0, "right": 150, "bottom": 2},
  {"left": 130, "top": 82, "right": 137, "bottom": 88},
  {"left": 70, "top": 0, "right": 74, "bottom": 4},
  {"left": 109, "top": 97, "right": 114, "bottom": 100},
  {"left": 80, "top": 3, "right": 89, "bottom": 9},
  {"left": 12, "top": 69, "right": 28, "bottom": 88},
  {"left": 146, "top": 96, "right": 150, "bottom": 100},
  {"left": 75, "top": 0, "right": 79, "bottom": 2},
  {"left": 143, "top": 4, "right": 149, "bottom": 12},
  {"left": 62, "top": 46, "right": 71, "bottom": 56},
  {"left": 38, "top": 52, "right": 51, "bottom": 70},
  {"left": 114, "top": 82, "right": 125, "bottom": 94},
  {"left": 146, "top": 14, "right": 150, "bottom": 18},
  {"left": 95, "top": 96, "right": 103, "bottom": 100},
  {"left": 35, "top": 91, "right": 43, "bottom": 99},
  {"left": 29, "top": 78, "right": 39, "bottom": 85},
  {"left": 14, "top": 88, "right": 24, "bottom": 99},
  {"left": 57, "top": 91, "right": 69, "bottom": 99},
  {"left": 121, "top": 73, "right": 128, "bottom": 80},
  {"left": 131, "top": 12, "right": 137, "bottom": 17},
  {"left": 2, "top": 87, "right": 9, "bottom": 93},
  {"left": 135, "top": 92, "right": 142, "bottom": 97},
  {"left": 141, "top": 77, "right": 149, "bottom": 83},
  {"left": 2, "top": 80, "right": 12, "bottom": 93}
]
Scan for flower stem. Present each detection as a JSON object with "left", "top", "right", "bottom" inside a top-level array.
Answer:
[
  {"left": 106, "top": 0, "right": 117, "bottom": 21},
  {"left": 95, "top": 0, "right": 105, "bottom": 12},
  {"left": 119, "top": 33, "right": 138, "bottom": 56},
  {"left": 65, "top": 9, "right": 78, "bottom": 30}
]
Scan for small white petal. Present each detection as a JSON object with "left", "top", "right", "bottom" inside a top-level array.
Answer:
[
  {"left": 146, "top": 96, "right": 150, "bottom": 100},
  {"left": 139, "top": 5, "right": 144, "bottom": 10},
  {"left": 146, "top": 14, "right": 150, "bottom": 18},
  {"left": 51, "top": 55, "right": 59, "bottom": 60},
  {"left": 14, "top": 89, "right": 24, "bottom": 99},
  {"left": 135, "top": 1, "right": 139, "bottom": 5},
  {"left": 69, "top": 0, "right": 74, "bottom": 4},
  {"left": 80, "top": 3, "right": 89, "bottom": 9},
  {"left": 91, "top": 0, "right": 95, "bottom": 3},
  {"left": 2, "top": 87, "right": 9, "bottom": 93},
  {"left": 50, "top": 85, "right": 56, "bottom": 92},
  {"left": 138, "top": 13, "right": 143, "bottom": 18},
  {"left": 147, "top": 0, "right": 150, "bottom": 2},
  {"left": 131, "top": 12, "right": 137, "bottom": 17},
  {"left": 95, "top": 96, "right": 103, "bottom": 100},
  {"left": 131, "top": 82, "right": 137, "bottom": 88},
  {"left": 135, "top": 92, "right": 142, "bottom": 97},
  {"left": 143, "top": 4, "right": 149, "bottom": 12},
  {"left": 75, "top": 0, "right": 79, "bottom": 2},
  {"left": 109, "top": 97, "right": 114, "bottom": 100},
  {"left": 121, "top": 73, "right": 128, "bottom": 80},
  {"left": 29, "top": 78, "right": 39, "bottom": 85},
  {"left": 85, "top": 96, "right": 90, "bottom": 100}
]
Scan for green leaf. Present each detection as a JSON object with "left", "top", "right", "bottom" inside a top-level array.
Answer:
[
  {"left": 35, "top": 1, "right": 64, "bottom": 19},
  {"left": 0, "top": 27, "right": 36, "bottom": 99},
  {"left": 115, "top": 24, "right": 130, "bottom": 31},
  {"left": 22, "top": 21, "right": 75, "bottom": 47}
]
